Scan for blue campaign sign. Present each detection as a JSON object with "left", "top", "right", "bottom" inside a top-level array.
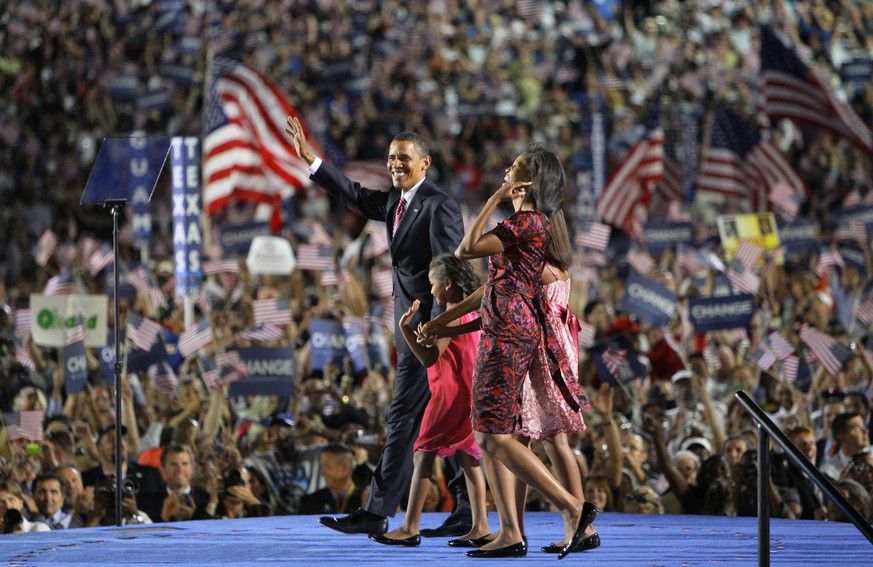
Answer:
[
  {"left": 833, "top": 204, "right": 873, "bottom": 232},
  {"left": 170, "top": 137, "right": 203, "bottom": 296},
  {"left": 63, "top": 340, "right": 88, "bottom": 395},
  {"left": 128, "top": 138, "right": 154, "bottom": 247},
  {"left": 343, "top": 317, "right": 368, "bottom": 374},
  {"left": 776, "top": 218, "right": 818, "bottom": 255},
  {"left": 309, "top": 319, "right": 348, "bottom": 371},
  {"left": 219, "top": 221, "right": 271, "bottom": 255},
  {"left": 590, "top": 334, "right": 646, "bottom": 387},
  {"left": 619, "top": 270, "right": 677, "bottom": 327},
  {"left": 228, "top": 346, "right": 296, "bottom": 396},
  {"left": 642, "top": 221, "right": 694, "bottom": 255},
  {"left": 688, "top": 294, "right": 756, "bottom": 332}
]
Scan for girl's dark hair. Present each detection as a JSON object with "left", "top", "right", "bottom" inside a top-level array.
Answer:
[
  {"left": 429, "top": 253, "right": 481, "bottom": 297},
  {"left": 523, "top": 143, "right": 566, "bottom": 218},
  {"left": 545, "top": 209, "right": 573, "bottom": 271}
]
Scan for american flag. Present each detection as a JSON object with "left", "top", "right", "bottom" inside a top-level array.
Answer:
[
  {"left": 575, "top": 221, "right": 611, "bottom": 252},
  {"left": 16, "top": 344, "right": 36, "bottom": 370},
  {"left": 126, "top": 268, "right": 165, "bottom": 311},
  {"left": 595, "top": 107, "right": 663, "bottom": 235},
  {"left": 177, "top": 318, "right": 214, "bottom": 358},
  {"left": 832, "top": 221, "right": 867, "bottom": 244},
  {"left": 126, "top": 311, "right": 163, "bottom": 352},
  {"left": 14, "top": 309, "right": 31, "bottom": 334},
  {"left": 87, "top": 243, "right": 114, "bottom": 276},
  {"left": 296, "top": 244, "right": 334, "bottom": 271},
  {"left": 677, "top": 245, "right": 707, "bottom": 274},
  {"left": 321, "top": 267, "right": 339, "bottom": 286},
  {"left": 216, "top": 350, "right": 249, "bottom": 384},
  {"left": 627, "top": 247, "right": 655, "bottom": 275},
  {"left": 759, "top": 27, "right": 873, "bottom": 155},
  {"left": 816, "top": 248, "right": 844, "bottom": 278},
  {"left": 342, "top": 160, "right": 391, "bottom": 191},
  {"left": 202, "top": 258, "right": 240, "bottom": 275},
  {"left": 371, "top": 268, "right": 394, "bottom": 298},
  {"left": 768, "top": 181, "right": 802, "bottom": 217},
  {"left": 294, "top": 218, "right": 333, "bottom": 246},
  {"left": 578, "top": 321, "right": 596, "bottom": 349},
  {"left": 65, "top": 315, "right": 85, "bottom": 347},
  {"left": 253, "top": 297, "right": 293, "bottom": 325},
  {"left": 749, "top": 343, "right": 777, "bottom": 371},
  {"left": 33, "top": 229, "right": 58, "bottom": 267},
  {"left": 240, "top": 323, "right": 284, "bottom": 342},
  {"left": 44, "top": 271, "right": 76, "bottom": 296},
  {"left": 768, "top": 331, "right": 795, "bottom": 360},
  {"left": 363, "top": 221, "right": 390, "bottom": 259},
  {"left": 799, "top": 325, "right": 853, "bottom": 375},
  {"left": 202, "top": 58, "right": 319, "bottom": 232},
  {"left": 53, "top": 242, "right": 78, "bottom": 269},
  {"left": 698, "top": 106, "right": 806, "bottom": 211},
  {"left": 727, "top": 241, "right": 762, "bottom": 294},
  {"left": 854, "top": 298, "right": 873, "bottom": 326},
  {"left": 703, "top": 345, "right": 722, "bottom": 370},
  {"left": 781, "top": 354, "right": 800, "bottom": 383},
  {"left": 152, "top": 361, "right": 178, "bottom": 395},
  {"left": 2, "top": 410, "right": 43, "bottom": 441}
]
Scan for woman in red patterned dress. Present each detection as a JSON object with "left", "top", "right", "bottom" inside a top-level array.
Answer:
[{"left": 421, "top": 145, "right": 597, "bottom": 559}]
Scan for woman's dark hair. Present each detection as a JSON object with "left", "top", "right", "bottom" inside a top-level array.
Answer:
[
  {"left": 545, "top": 209, "right": 573, "bottom": 271},
  {"left": 523, "top": 143, "right": 566, "bottom": 218},
  {"left": 429, "top": 253, "right": 481, "bottom": 297}
]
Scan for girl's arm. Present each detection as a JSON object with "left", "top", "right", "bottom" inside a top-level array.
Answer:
[
  {"left": 420, "top": 285, "right": 483, "bottom": 339},
  {"left": 398, "top": 300, "right": 451, "bottom": 368}
]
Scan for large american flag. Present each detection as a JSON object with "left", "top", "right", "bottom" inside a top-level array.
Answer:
[
  {"left": 33, "top": 229, "right": 58, "bottom": 267},
  {"left": 595, "top": 108, "right": 663, "bottom": 235},
  {"left": 727, "top": 241, "right": 762, "bottom": 294},
  {"left": 698, "top": 106, "right": 806, "bottom": 211},
  {"left": 2, "top": 410, "right": 43, "bottom": 441},
  {"left": 575, "top": 221, "right": 611, "bottom": 252},
  {"left": 239, "top": 323, "right": 284, "bottom": 342},
  {"left": 203, "top": 59, "right": 319, "bottom": 232},
  {"left": 759, "top": 27, "right": 872, "bottom": 155},
  {"left": 296, "top": 244, "right": 334, "bottom": 271}
]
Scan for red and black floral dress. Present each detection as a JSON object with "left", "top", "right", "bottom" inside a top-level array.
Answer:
[{"left": 472, "top": 209, "right": 580, "bottom": 434}]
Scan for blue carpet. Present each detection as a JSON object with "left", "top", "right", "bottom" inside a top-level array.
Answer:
[{"left": 2, "top": 512, "right": 871, "bottom": 566}]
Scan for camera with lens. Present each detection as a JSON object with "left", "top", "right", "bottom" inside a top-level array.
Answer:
[
  {"left": 3, "top": 508, "right": 24, "bottom": 534},
  {"left": 99, "top": 476, "right": 139, "bottom": 497},
  {"left": 223, "top": 469, "right": 246, "bottom": 488}
]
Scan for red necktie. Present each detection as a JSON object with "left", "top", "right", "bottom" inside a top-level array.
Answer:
[{"left": 393, "top": 197, "right": 406, "bottom": 236}]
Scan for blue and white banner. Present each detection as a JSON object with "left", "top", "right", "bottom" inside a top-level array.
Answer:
[
  {"left": 170, "top": 137, "right": 203, "bottom": 296},
  {"left": 129, "top": 137, "right": 153, "bottom": 247},
  {"left": 833, "top": 204, "right": 873, "bottom": 232},
  {"left": 688, "top": 293, "right": 756, "bottom": 332},
  {"left": 590, "top": 334, "right": 647, "bottom": 386},
  {"left": 619, "top": 270, "right": 676, "bottom": 327},
  {"left": 309, "top": 319, "right": 348, "bottom": 371},
  {"left": 590, "top": 99, "right": 606, "bottom": 198},
  {"left": 227, "top": 346, "right": 296, "bottom": 396},
  {"left": 642, "top": 221, "right": 694, "bottom": 255},
  {"left": 776, "top": 218, "right": 818, "bottom": 256},
  {"left": 342, "top": 317, "right": 391, "bottom": 374},
  {"left": 219, "top": 221, "right": 271, "bottom": 255}
]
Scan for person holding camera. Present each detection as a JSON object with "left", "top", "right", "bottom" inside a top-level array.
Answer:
[
  {"left": 0, "top": 480, "right": 50, "bottom": 533},
  {"left": 158, "top": 443, "right": 212, "bottom": 522},
  {"left": 85, "top": 474, "right": 151, "bottom": 527},
  {"left": 209, "top": 463, "right": 270, "bottom": 519}
]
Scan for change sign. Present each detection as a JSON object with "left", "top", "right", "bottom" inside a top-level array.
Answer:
[{"left": 227, "top": 346, "right": 296, "bottom": 396}]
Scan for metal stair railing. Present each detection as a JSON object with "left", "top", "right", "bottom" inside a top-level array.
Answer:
[{"left": 734, "top": 390, "right": 873, "bottom": 567}]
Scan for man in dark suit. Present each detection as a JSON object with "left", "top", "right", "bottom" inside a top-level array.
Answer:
[
  {"left": 298, "top": 444, "right": 366, "bottom": 515},
  {"left": 286, "top": 117, "right": 466, "bottom": 534},
  {"left": 157, "top": 443, "right": 212, "bottom": 522},
  {"left": 80, "top": 423, "right": 165, "bottom": 522}
]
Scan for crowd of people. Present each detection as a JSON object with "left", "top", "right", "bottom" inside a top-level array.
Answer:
[{"left": 2, "top": 0, "right": 873, "bottom": 539}]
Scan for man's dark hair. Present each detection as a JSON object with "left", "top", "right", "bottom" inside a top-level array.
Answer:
[
  {"left": 832, "top": 412, "right": 863, "bottom": 439},
  {"left": 583, "top": 299, "right": 604, "bottom": 319},
  {"left": 160, "top": 442, "right": 194, "bottom": 468},
  {"left": 33, "top": 472, "right": 65, "bottom": 492},
  {"left": 392, "top": 131, "right": 430, "bottom": 157}
]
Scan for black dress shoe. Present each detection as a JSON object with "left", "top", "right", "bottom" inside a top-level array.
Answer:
[
  {"left": 447, "top": 534, "right": 493, "bottom": 548},
  {"left": 466, "top": 541, "right": 527, "bottom": 558},
  {"left": 542, "top": 534, "right": 600, "bottom": 554},
  {"left": 558, "top": 502, "right": 599, "bottom": 560},
  {"left": 420, "top": 515, "right": 474, "bottom": 538},
  {"left": 318, "top": 509, "right": 388, "bottom": 535},
  {"left": 368, "top": 533, "right": 421, "bottom": 547}
]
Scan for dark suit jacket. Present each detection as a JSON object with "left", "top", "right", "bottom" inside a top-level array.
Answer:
[
  {"left": 298, "top": 485, "right": 366, "bottom": 516},
  {"left": 311, "top": 161, "right": 464, "bottom": 351},
  {"left": 81, "top": 461, "right": 166, "bottom": 522},
  {"left": 156, "top": 485, "right": 213, "bottom": 522}
]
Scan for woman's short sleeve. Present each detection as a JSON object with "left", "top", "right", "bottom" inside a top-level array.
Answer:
[{"left": 491, "top": 211, "right": 535, "bottom": 246}]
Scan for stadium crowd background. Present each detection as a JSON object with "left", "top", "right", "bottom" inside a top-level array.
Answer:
[{"left": 2, "top": 0, "right": 873, "bottom": 531}]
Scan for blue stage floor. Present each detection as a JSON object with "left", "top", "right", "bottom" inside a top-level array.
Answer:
[{"left": 2, "top": 511, "right": 871, "bottom": 566}]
